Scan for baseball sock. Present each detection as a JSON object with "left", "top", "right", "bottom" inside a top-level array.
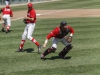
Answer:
[
  {"left": 6, "top": 26, "right": 10, "bottom": 31},
  {"left": 31, "top": 38, "right": 40, "bottom": 46},
  {"left": 20, "top": 40, "right": 26, "bottom": 49}
]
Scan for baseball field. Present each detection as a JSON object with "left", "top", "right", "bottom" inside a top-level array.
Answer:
[{"left": 0, "top": 0, "right": 100, "bottom": 75}]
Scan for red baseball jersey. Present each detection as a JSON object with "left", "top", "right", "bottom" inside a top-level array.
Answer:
[
  {"left": 1, "top": 8, "right": 13, "bottom": 17},
  {"left": 26, "top": 8, "right": 36, "bottom": 23},
  {"left": 46, "top": 26, "right": 74, "bottom": 39}
]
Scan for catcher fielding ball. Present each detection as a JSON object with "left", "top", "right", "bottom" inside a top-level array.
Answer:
[{"left": 66, "top": 36, "right": 72, "bottom": 43}]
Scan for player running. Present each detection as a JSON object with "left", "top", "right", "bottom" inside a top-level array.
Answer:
[{"left": 0, "top": 5, "right": 13, "bottom": 33}]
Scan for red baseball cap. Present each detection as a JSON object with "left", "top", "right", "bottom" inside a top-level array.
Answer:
[{"left": 28, "top": 3, "right": 33, "bottom": 8}]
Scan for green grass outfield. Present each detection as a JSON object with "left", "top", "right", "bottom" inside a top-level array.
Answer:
[
  {"left": 0, "top": 17, "right": 100, "bottom": 75},
  {"left": 0, "top": 0, "right": 100, "bottom": 75},
  {"left": 9, "top": 0, "right": 100, "bottom": 11}
]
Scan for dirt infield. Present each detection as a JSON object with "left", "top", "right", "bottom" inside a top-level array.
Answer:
[
  {"left": 36, "top": 9, "right": 100, "bottom": 18},
  {"left": 1, "top": 9, "right": 100, "bottom": 22},
  {"left": 13, "top": 9, "right": 100, "bottom": 19}
]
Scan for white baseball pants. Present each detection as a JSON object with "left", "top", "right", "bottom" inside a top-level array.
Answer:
[
  {"left": 2, "top": 15, "right": 11, "bottom": 26},
  {"left": 22, "top": 23, "right": 35, "bottom": 40},
  {"left": 51, "top": 37, "right": 70, "bottom": 48}
]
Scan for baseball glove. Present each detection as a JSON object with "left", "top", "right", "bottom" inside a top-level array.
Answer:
[
  {"left": 0, "top": 16, "right": 1, "bottom": 20},
  {"left": 66, "top": 36, "right": 72, "bottom": 43},
  {"left": 23, "top": 19, "right": 27, "bottom": 24}
]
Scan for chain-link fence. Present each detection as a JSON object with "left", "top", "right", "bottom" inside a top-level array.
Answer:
[{"left": 0, "top": 0, "right": 49, "bottom": 5}]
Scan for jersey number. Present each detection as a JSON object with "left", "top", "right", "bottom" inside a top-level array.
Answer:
[{"left": 4, "top": 9, "right": 10, "bottom": 11}]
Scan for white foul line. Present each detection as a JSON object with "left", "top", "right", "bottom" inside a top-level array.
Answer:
[
  {"left": 0, "top": 17, "right": 24, "bottom": 24},
  {"left": 0, "top": 0, "right": 60, "bottom": 24},
  {"left": 41, "top": 9, "right": 70, "bottom": 15},
  {"left": 0, "top": 14, "right": 42, "bottom": 24}
]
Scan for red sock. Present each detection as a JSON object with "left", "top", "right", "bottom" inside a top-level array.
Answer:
[
  {"left": 6, "top": 26, "right": 10, "bottom": 31},
  {"left": 20, "top": 40, "right": 25, "bottom": 49},
  {"left": 31, "top": 38, "right": 40, "bottom": 46}
]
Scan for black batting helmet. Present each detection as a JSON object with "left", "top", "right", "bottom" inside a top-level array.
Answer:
[{"left": 60, "top": 21, "right": 67, "bottom": 27}]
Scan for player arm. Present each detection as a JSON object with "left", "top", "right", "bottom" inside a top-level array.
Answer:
[
  {"left": 25, "top": 12, "right": 35, "bottom": 21},
  {"left": 10, "top": 10, "right": 13, "bottom": 17},
  {"left": 68, "top": 26, "right": 74, "bottom": 37},
  {"left": 65, "top": 26, "right": 74, "bottom": 43},
  {"left": 43, "top": 33, "right": 53, "bottom": 48},
  {"left": 25, "top": 15, "right": 34, "bottom": 21},
  {"left": 43, "top": 30, "right": 56, "bottom": 47}
]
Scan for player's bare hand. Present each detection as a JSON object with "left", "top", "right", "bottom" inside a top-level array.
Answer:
[
  {"left": 43, "top": 43, "right": 47, "bottom": 48},
  {"left": 24, "top": 15, "right": 28, "bottom": 19},
  {"left": 43, "top": 39, "right": 48, "bottom": 47}
]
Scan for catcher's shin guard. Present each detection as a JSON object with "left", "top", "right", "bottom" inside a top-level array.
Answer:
[
  {"left": 43, "top": 47, "right": 56, "bottom": 57},
  {"left": 59, "top": 44, "right": 73, "bottom": 58}
]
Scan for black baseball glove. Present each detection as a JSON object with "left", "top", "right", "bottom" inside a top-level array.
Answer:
[{"left": 23, "top": 19, "right": 27, "bottom": 24}]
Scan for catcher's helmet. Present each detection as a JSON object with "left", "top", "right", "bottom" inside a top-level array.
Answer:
[
  {"left": 28, "top": 3, "right": 33, "bottom": 8},
  {"left": 60, "top": 21, "right": 67, "bottom": 27}
]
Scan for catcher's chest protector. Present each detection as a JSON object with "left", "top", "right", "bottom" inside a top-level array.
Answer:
[{"left": 58, "top": 28, "right": 70, "bottom": 38}]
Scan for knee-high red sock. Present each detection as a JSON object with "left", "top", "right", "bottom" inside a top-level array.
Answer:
[
  {"left": 31, "top": 38, "right": 40, "bottom": 46},
  {"left": 6, "top": 26, "right": 10, "bottom": 31},
  {"left": 20, "top": 40, "right": 26, "bottom": 49}
]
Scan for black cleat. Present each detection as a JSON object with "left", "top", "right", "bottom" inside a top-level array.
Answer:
[
  {"left": 41, "top": 53, "right": 45, "bottom": 59},
  {"left": 58, "top": 53, "right": 65, "bottom": 59},
  {"left": 6, "top": 30, "right": 10, "bottom": 33},
  {"left": 16, "top": 48, "right": 24, "bottom": 52},
  {"left": 1, "top": 28, "right": 5, "bottom": 32}
]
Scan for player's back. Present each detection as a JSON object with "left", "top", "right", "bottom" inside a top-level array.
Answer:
[{"left": 2, "top": 8, "right": 11, "bottom": 15}]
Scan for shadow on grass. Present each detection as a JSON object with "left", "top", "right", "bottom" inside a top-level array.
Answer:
[
  {"left": 41, "top": 56, "right": 71, "bottom": 61},
  {"left": 24, "top": 48, "right": 34, "bottom": 53},
  {"left": 24, "top": 48, "right": 41, "bottom": 54},
  {"left": 0, "top": 30, "right": 13, "bottom": 32}
]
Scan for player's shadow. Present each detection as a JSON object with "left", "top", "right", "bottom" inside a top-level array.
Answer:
[
  {"left": 24, "top": 48, "right": 34, "bottom": 53},
  {"left": 24, "top": 48, "right": 41, "bottom": 54},
  {"left": 0, "top": 30, "right": 13, "bottom": 33},
  {"left": 41, "top": 56, "right": 71, "bottom": 61},
  {"left": 51, "top": 56, "right": 71, "bottom": 59}
]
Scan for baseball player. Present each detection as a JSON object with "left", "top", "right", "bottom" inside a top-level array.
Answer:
[
  {"left": 5, "top": 0, "right": 10, "bottom": 5},
  {"left": 16, "top": 3, "right": 41, "bottom": 52},
  {"left": 41, "top": 21, "right": 74, "bottom": 59},
  {"left": 0, "top": 5, "right": 13, "bottom": 33}
]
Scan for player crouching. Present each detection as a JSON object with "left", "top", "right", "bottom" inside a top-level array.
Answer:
[{"left": 41, "top": 21, "right": 74, "bottom": 59}]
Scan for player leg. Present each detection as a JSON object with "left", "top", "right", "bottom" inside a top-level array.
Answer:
[
  {"left": 41, "top": 47, "right": 56, "bottom": 59},
  {"left": 41, "top": 37, "right": 60, "bottom": 59},
  {"left": 5, "top": 16, "right": 11, "bottom": 33},
  {"left": 58, "top": 38, "right": 73, "bottom": 58},
  {"left": 27, "top": 23, "right": 41, "bottom": 52},
  {"left": 2, "top": 23, "right": 6, "bottom": 32},
  {"left": 1, "top": 16, "right": 7, "bottom": 32},
  {"left": 16, "top": 26, "right": 28, "bottom": 52}
]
